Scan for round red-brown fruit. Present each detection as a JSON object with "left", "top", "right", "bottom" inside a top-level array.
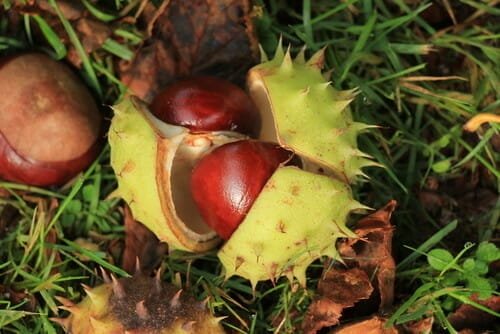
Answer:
[
  {"left": 150, "top": 76, "right": 261, "bottom": 137},
  {"left": 0, "top": 53, "right": 103, "bottom": 187},
  {"left": 190, "top": 140, "right": 299, "bottom": 240}
]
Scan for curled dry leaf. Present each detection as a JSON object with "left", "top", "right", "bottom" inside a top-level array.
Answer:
[
  {"left": 36, "top": 0, "right": 85, "bottom": 20},
  {"left": 447, "top": 295, "right": 500, "bottom": 332},
  {"left": 329, "top": 316, "right": 398, "bottom": 334},
  {"left": 0, "top": 285, "right": 37, "bottom": 312},
  {"left": 122, "top": 204, "right": 168, "bottom": 274},
  {"left": 301, "top": 267, "right": 374, "bottom": 334},
  {"left": 398, "top": 317, "right": 433, "bottom": 334},
  {"left": 119, "top": 0, "right": 259, "bottom": 102},
  {"left": 338, "top": 200, "right": 397, "bottom": 312},
  {"left": 68, "top": 17, "right": 112, "bottom": 66},
  {"left": 7, "top": 1, "right": 112, "bottom": 67},
  {"left": 301, "top": 201, "right": 397, "bottom": 334}
]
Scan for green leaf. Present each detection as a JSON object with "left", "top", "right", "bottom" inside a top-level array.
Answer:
[
  {"left": 398, "top": 220, "right": 458, "bottom": 270},
  {"left": 431, "top": 159, "right": 452, "bottom": 174},
  {"left": 476, "top": 242, "right": 500, "bottom": 263},
  {"left": 441, "top": 296, "right": 458, "bottom": 312},
  {"left": 462, "top": 258, "right": 475, "bottom": 272},
  {"left": 427, "top": 249, "right": 454, "bottom": 271},
  {"left": 102, "top": 39, "right": 134, "bottom": 61},
  {"left": 466, "top": 277, "right": 493, "bottom": 299},
  {"left": 441, "top": 271, "right": 461, "bottom": 286},
  {"left": 473, "top": 260, "right": 489, "bottom": 276}
]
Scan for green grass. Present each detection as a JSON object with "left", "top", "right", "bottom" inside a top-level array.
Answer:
[{"left": 1, "top": 0, "right": 499, "bottom": 333}]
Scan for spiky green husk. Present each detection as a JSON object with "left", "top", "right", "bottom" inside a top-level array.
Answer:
[
  {"left": 217, "top": 43, "right": 375, "bottom": 286},
  {"left": 247, "top": 44, "right": 376, "bottom": 183},
  {"left": 109, "top": 97, "right": 179, "bottom": 246},
  {"left": 218, "top": 166, "right": 365, "bottom": 288},
  {"left": 55, "top": 272, "right": 225, "bottom": 334},
  {"left": 109, "top": 97, "right": 243, "bottom": 252}
]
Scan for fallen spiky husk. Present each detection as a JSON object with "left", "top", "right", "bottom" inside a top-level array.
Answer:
[
  {"left": 215, "top": 42, "right": 377, "bottom": 287},
  {"left": 247, "top": 42, "right": 378, "bottom": 183},
  {"left": 107, "top": 41, "right": 378, "bottom": 288},
  {"left": 109, "top": 96, "right": 245, "bottom": 252},
  {"left": 53, "top": 271, "right": 225, "bottom": 334},
  {"left": 218, "top": 166, "right": 367, "bottom": 288}
]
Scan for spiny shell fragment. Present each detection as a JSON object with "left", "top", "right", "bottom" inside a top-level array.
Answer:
[{"left": 54, "top": 272, "right": 225, "bottom": 334}]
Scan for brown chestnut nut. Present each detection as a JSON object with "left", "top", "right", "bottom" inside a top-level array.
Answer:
[
  {"left": 190, "top": 140, "right": 299, "bottom": 240},
  {"left": 150, "top": 76, "right": 261, "bottom": 137},
  {"left": 0, "top": 53, "right": 102, "bottom": 187}
]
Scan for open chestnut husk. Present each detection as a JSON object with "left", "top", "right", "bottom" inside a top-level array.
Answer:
[
  {"left": 109, "top": 42, "right": 377, "bottom": 287},
  {"left": 109, "top": 97, "right": 246, "bottom": 252},
  {"left": 247, "top": 44, "right": 377, "bottom": 183},
  {"left": 208, "top": 45, "right": 375, "bottom": 287},
  {"left": 0, "top": 53, "right": 102, "bottom": 187}
]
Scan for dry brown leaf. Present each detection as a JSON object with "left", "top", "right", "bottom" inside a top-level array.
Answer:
[
  {"left": 448, "top": 295, "right": 500, "bottom": 331},
  {"left": 121, "top": 204, "right": 167, "bottom": 274},
  {"left": 37, "top": 0, "right": 85, "bottom": 20},
  {"left": 398, "top": 317, "right": 434, "bottom": 334},
  {"left": 7, "top": 1, "right": 112, "bottom": 68},
  {"left": 329, "top": 316, "right": 398, "bottom": 334},
  {"left": 301, "top": 268, "right": 374, "bottom": 334},
  {"left": 69, "top": 17, "right": 112, "bottom": 66},
  {"left": 338, "top": 200, "right": 397, "bottom": 313},
  {"left": 119, "top": 0, "right": 259, "bottom": 102},
  {"left": 0, "top": 285, "right": 37, "bottom": 312}
]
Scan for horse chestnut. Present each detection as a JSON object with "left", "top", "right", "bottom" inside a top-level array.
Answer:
[
  {"left": 190, "top": 140, "right": 298, "bottom": 240},
  {"left": 150, "top": 76, "right": 261, "bottom": 137},
  {"left": 0, "top": 53, "right": 102, "bottom": 187}
]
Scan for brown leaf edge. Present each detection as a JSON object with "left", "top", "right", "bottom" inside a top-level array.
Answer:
[{"left": 338, "top": 200, "right": 397, "bottom": 313}]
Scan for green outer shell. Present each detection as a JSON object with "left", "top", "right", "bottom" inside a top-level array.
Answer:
[
  {"left": 248, "top": 45, "right": 375, "bottom": 183},
  {"left": 218, "top": 166, "right": 364, "bottom": 288},
  {"left": 109, "top": 97, "right": 222, "bottom": 252},
  {"left": 109, "top": 98, "right": 173, "bottom": 243}
]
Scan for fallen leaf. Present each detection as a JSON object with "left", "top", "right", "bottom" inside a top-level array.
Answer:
[
  {"left": 0, "top": 285, "right": 37, "bottom": 312},
  {"left": 119, "top": 0, "right": 259, "bottom": 102},
  {"left": 69, "top": 17, "right": 112, "bottom": 66},
  {"left": 121, "top": 204, "right": 167, "bottom": 274},
  {"left": 338, "top": 200, "right": 397, "bottom": 313},
  {"left": 329, "top": 316, "right": 398, "bottom": 334},
  {"left": 397, "top": 317, "right": 434, "bottom": 334},
  {"left": 301, "top": 267, "right": 374, "bottom": 334},
  {"left": 37, "top": 0, "right": 85, "bottom": 20},
  {"left": 447, "top": 295, "right": 500, "bottom": 331},
  {"left": 8, "top": 1, "right": 112, "bottom": 67}
]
